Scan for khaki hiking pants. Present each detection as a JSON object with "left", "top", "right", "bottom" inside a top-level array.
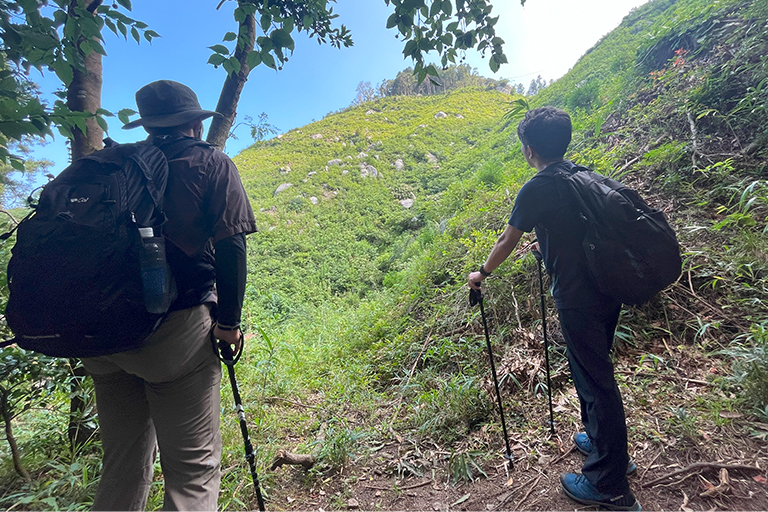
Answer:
[{"left": 82, "top": 304, "right": 222, "bottom": 511}]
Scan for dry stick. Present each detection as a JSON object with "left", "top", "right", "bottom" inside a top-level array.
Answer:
[
  {"left": 495, "top": 472, "right": 542, "bottom": 510},
  {"left": 269, "top": 449, "right": 316, "bottom": 470},
  {"left": 642, "top": 462, "right": 763, "bottom": 488},
  {"left": 549, "top": 444, "right": 577, "bottom": 466},
  {"left": 512, "top": 474, "right": 543, "bottom": 511},
  {"left": 639, "top": 449, "right": 664, "bottom": 482},
  {"left": 670, "top": 284, "right": 751, "bottom": 331},
  {"left": 616, "top": 370, "right": 712, "bottom": 387}
]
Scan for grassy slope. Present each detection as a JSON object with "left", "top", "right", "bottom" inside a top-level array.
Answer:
[
  {"left": 220, "top": 0, "right": 768, "bottom": 508},
  {"left": 2, "top": 0, "right": 768, "bottom": 509}
]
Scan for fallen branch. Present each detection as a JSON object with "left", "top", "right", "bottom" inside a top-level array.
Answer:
[
  {"left": 643, "top": 462, "right": 762, "bottom": 488},
  {"left": 513, "top": 474, "right": 543, "bottom": 511},
  {"left": 269, "top": 449, "right": 316, "bottom": 470},
  {"left": 700, "top": 468, "right": 730, "bottom": 498}
]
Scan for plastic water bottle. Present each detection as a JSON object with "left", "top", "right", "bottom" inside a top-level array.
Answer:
[{"left": 138, "top": 227, "right": 172, "bottom": 313}]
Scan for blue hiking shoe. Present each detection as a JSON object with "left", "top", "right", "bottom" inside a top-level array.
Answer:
[
  {"left": 574, "top": 432, "right": 638, "bottom": 475},
  {"left": 560, "top": 473, "right": 641, "bottom": 511}
]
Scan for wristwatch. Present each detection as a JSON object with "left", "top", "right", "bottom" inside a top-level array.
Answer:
[{"left": 479, "top": 265, "right": 491, "bottom": 277}]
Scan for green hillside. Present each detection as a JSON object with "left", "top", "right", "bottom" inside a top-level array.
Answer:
[{"left": 2, "top": 0, "right": 768, "bottom": 509}]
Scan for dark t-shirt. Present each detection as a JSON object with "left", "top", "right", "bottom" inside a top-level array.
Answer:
[
  {"left": 155, "top": 136, "right": 258, "bottom": 311},
  {"left": 508, "top": 160, "right": 608, "bottom": 309}
]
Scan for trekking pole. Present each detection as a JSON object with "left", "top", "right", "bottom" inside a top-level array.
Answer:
[
  {"left": 214, "top": 335, "right": 266, "bottom": 511},
  {"left": 532, "top": 250, "right": 556, "bottom": 435},
  {"left": 469, "top": 285, "right": 513, "bottom": 468}
]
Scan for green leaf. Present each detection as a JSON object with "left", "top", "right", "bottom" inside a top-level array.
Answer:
[
  {"left": 207, "top": 54, "right": 227, "bottom": 66},
  {"left": 10, "top": 158, "right": 25, "bottom": 171},
  {"left": 261, "top": 51, "right": 276, "bottom": 70},
  {"left": 233, "top": 6, "right": 246, "bottom": 23},
  {"left": 246, "top": 50, "right": 262, "bottom": 68},
  {"left": 209, "top": 44, "right": 230, "bottom": 55},
  {"left": 442, "top": 0, "right": 453, "bottom": 16},
  {"left": 261, "top": 14, "right": 272, "bottom": 32},
  {"left": 489, "top": 56, "right": 500, "bottom": 73},
  {"left": 116, "top": 0, "right": 132, "bottom": 10},
  {"left": 52, "top": 59, "right": 74, "bottom": 86},
  {"left": 429, "top": 0, "right": 440, "bottom": 17},
  {"left": 270, "top": 29, "right": 294, "bottom": 51},
  {"left": 90, "top": 40, "right": 107, "bottom": 56},
  {"left": 403, "top": 40, "right": 418, "bottom": 58},
  {"left": 223, "top": 31, "right": 237, "bottom": 42},
  {"left": 96, "top": 115, "right": 109, "bottom": 133},
  {"left": 386, "top": 13, "right": 399, "bottom": 29},
  {"left": 104, "top": 18, "right": 117, "bottom": 34},
  {"left": 302, "top": 14, "right": 314, "bottom": 29},
  {"left": 227, "top": 56, "right": 241, "bottom": 75},
  {"left": 117, "top": 108, "right": 136, "bottom": 125},
  {"left": 131, "top": 26, "right": 140, "bottom": 43},
  {"left": 117, "top": 21, "right": 127, "bottom": 38}
]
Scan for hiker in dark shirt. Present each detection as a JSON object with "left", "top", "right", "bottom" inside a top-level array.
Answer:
[
  {"left": 82, "top": 81, "right": 257, "bottom": 511},
  {"left": 467, "top": 107, "right": 641, "bottom": 511}
]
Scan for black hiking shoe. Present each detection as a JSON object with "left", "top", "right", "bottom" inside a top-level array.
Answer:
[
  {"left": 574, "top": 432, "right": 638, "bottom": 475},
  {"left": 560, "top": 473, "right": 642, "bottom": 511}
]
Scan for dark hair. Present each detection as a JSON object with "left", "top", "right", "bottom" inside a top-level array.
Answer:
[{"left": 517, "top": 107, "right": 572, "bottom": 160}]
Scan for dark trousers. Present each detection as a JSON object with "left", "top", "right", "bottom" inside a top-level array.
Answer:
[{"left": 558, "top": 303, "right": 630, "bottom": 494}]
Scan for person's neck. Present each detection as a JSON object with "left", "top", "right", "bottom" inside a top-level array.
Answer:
[{"left": 534, "top": 158, "right": 565, "bottom": 172}]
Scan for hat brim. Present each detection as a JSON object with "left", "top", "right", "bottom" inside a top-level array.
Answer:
[{"left": 122, "top": 109, "right": 223, "bottom": 130}]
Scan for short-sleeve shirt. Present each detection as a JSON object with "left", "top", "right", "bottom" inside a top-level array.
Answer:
[
  {"left": 508, "top": 160, "right": 608, "bottom": 309},
  {"left": 156, "top": 136, "right": 258, "bottom": 311}
]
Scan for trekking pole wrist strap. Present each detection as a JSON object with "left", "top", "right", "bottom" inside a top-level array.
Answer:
[{"left": 479, "top": 265, "right": 491, "bottom": 277}]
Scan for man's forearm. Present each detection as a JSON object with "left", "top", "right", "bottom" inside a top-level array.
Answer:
[
  {"left": 214, "top": 233, "right": 247, "bottom": 328},
  {"left": 483, "top": 225, "right": 524, "bottom": 273}
]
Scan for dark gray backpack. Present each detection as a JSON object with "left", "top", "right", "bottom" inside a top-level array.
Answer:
[
  {"left": 555, "top": 166, "right": 682, "bottom": 306},
  {"left": 4, "top": 138, "right": 200, "bottom": 357}
]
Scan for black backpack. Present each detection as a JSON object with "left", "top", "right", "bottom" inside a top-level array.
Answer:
[
  {"left": 554, "top": 166, "right": 682, "bottom": 306},
  {"left": 3, "top": 138, "right": 200, "bottom": 357}
]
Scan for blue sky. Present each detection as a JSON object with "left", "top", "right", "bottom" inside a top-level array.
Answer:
[{"left": 29, "top": 0, "right": 649, "bottom": 170}]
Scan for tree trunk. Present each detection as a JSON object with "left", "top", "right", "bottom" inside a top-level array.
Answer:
[
  {"left": 66, "top": 0, "right": 102, "bottom": 446},
  {"left": 1, "top": 389, "right": 31, "bottom": 481},
  {"left": 67, "top": 0, "right": 104, "bottom": 160},
  {"left": 207, "top": 10, "right": 256, "bottom": 150}
]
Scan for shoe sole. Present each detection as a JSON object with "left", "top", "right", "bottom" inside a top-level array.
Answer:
[
  {"left": 574, "top": 436, "right": 638, "bottom": 475},
  {"left": 560, "top": 479, "right": 642, "bottom": 511}
]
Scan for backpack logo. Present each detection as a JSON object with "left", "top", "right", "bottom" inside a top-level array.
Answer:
[{"left": 70, "top": 197, "right": 89, "bottom": 203}]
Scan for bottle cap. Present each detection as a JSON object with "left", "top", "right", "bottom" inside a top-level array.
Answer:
[{"left": 138, "top": 227, "right": 154, "bottom": 238}]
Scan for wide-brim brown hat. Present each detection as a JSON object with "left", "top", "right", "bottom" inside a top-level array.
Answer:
[{"left": 122, "top": 80, "right": 223, "bottom": 129}]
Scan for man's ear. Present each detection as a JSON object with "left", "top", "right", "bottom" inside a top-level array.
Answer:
[{"left": 193, "top": 119, "right": 204, "bottom": 139}]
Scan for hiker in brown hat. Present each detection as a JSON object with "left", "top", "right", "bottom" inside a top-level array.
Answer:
[{"left": 81, "top": 80, "right": 257, "bottom": 510}]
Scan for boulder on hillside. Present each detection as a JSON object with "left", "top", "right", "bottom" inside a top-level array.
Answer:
[
  {"left": 307, "top": 171, "right": 317, "bottom": 177},
  {"left": 394, "top": 158, "right": 405, "bottom": 170},
  {"left": 327, "top": 159, "right": 344, "bottom": 166},
  {"left": 455, "top": 114, "right": 465, "bottom": 119},
  {"left": 360, "top": 164, "right": 378, "bottom": 178},
  {"left": 310, "top": 196, "right": 319, "bottom": 205},
  {"left": 279, "top": 165, "right": 291, "bottom": 174},
  {"left": 434, "top": 111, "right": 447, "bottom": 119},
  {"left": 426, "top": 153, "right": 438, "bottom": 164},
  {"left": 274, "top": 183, "right": 292, "bottom": 195},
  {"left": 357, "top": 152, "right": 368, "bottom": 159},
  {"left": 366, "top": 109, "right": 375, "bottom": 115},
  {"left": 310, "top": 133, "right": 323, "bottom": 139},
  {"left": 399, "top": 198, "right": 414, "bottom": 209}
]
